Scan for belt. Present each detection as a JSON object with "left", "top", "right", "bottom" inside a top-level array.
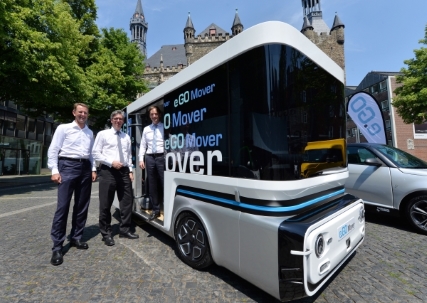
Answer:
[
  {"left": 59, "top": 157, "right": 89, "bottom": 162},
  {"left": 146, "top": 153, "right": 164, "bottom": 157}
]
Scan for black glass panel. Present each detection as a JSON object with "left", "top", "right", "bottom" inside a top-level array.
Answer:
[
  {"left": 163, "top": 64, "right": 229, "bottom": 176},
  {"left": 229, "top": 44, "right": 345, "bottom": 180}
]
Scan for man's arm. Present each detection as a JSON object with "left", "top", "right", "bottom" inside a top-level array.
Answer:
[
  {"left": 48, "top": 125, "right": 65, "bottom": 183},
  {"left": 92, "top": 132, "right": 109, "bottom": 166},
  {"left": 139, "top": 128, "right": 147, "bottom": 169}
]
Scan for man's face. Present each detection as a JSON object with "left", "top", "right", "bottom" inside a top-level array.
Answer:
[
  {"left": 150, "top": 109, "right": 160, "bottom": 124},
  {"left": 73, "top": 105, "right": 89, "bottom": 126},
  {"left": 111, "top": 114, "right": 124, "bottom": 130}
]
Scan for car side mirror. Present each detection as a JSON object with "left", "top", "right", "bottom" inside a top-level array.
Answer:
[{"left": 364, "top": 157, "right": 382, "bottom": 167}]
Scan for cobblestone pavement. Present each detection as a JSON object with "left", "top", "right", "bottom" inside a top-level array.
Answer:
[{"left": 1, "top": 182, "right": 427, "bottom": 303}]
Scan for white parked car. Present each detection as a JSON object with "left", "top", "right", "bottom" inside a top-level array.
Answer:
[{"left": 346, "top": 143, "right": 427, "bottom": 234}]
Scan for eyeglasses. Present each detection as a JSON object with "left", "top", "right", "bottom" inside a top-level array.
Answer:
[{"left": 112, "top": 118, "right": 123, "bottom": 121}]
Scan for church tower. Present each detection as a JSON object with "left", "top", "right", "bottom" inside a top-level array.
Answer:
[
  {"left": 130, "top": 0, "right": 148, "bottom": 57},
  {"left": 184, "top": 12, "right": 196, "bottom": 66},
  {"left": 300, "top": 0, "right": 345, "bottom": 72}
]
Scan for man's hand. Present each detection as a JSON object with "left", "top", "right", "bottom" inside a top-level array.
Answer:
[
  {"left": 51, "top": 173, "right": 61, "bottom": 184},
  {"left": 139, "top": 161, "right": 145, "bottom": 170},
  {"left": 129, "top": 172, "right": 134, "bottom": 182},
  {"left": 112, "top": 160, "right": 123, "bottom": 170},
  {"left": 92, "top": 171, "right": 97, "bottom": 181}
]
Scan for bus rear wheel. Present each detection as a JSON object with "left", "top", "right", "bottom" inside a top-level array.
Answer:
[{"left": 175, "top": 213, "right": 213, "bottom": 269}]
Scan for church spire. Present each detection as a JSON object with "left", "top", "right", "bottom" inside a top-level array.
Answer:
[
  {"left": 130, "top": 0, "right": 148, "bottom": 57},
  {"left": 184, "top": 12, "right": 195, "bottom": 42},
  {"left": 135, "top": 0, "right": 144, "bottom": 16},
  {"left": 231, "top": 9, "right": 243, "bottom": 36}
]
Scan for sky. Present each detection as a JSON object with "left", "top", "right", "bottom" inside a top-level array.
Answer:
[{"left": 95, "top": 0, "right": 427, "bottom": 86}]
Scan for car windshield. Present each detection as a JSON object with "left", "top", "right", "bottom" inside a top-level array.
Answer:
[{"left": 376, "top": 145, "right": 427, "bottom": 168}]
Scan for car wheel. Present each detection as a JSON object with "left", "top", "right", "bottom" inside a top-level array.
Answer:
[
  {"left": 405, "top": 195, "right": 427, "bottom": 235},
  {"left": 175, "top": 212, "right": 213, "bottom": 269}
]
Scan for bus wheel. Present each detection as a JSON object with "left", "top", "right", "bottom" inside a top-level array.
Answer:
[{"left": 175, "top": 213, "right": 213, "bottom": 269}]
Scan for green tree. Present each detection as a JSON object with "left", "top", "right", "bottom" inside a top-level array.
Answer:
[
  {"left": 393, "top": 24, "right": 427, "bottom": 124},
  {"left": 0, "top": 0, "right": 93, "bottom": 118},
  {"left": 86, "top": 28, "right": 147, "bottom": 129}
]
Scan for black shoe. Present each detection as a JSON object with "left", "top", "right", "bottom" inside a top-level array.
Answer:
[
  {"left": 148, "top": 212, "right": 160, "bottom": 221},
  {"left": 70, "top": 239, "right": 89, "bottom": 250},
  {"left": 50, "top": 250, "right": 63, "bottom": 266},
  {"left": 119, "top": 232, "right": 139, "bottom": 239},
  {"left": 102, "top": 236, "right": 115, "bottom": 246}
]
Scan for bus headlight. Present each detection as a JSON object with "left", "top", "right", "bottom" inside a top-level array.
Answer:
[
  {"left": 358, "top": 206, "right": 365, "bottom": 222},
  {"left": 315, "top": 234, "right": 324, "bottom": 258}
]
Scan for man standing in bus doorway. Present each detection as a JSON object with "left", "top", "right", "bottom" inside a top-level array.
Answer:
[
  {"left": 92, "top": 110, "right": 138, "bottom": 247},
  {"left": 48, "top": 103, "right": 97, "bottom": 266},
  {"left": 139, "top": 105, "right": 164, "bottom": 221}
]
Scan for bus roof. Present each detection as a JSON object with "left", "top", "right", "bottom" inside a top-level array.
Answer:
[{"left": 127, "top": 21, "right": 344, "bottom": 114}]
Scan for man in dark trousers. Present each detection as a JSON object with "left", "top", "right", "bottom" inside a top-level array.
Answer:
[
  {"left": 92, "top": 110, "right": 138, "bottom": 246},
  {"left": 139, "top": 105, "right": 164, "bottom": 221},
  {"left": 47, "top": 103, "right": 97, "bottom": 266}
]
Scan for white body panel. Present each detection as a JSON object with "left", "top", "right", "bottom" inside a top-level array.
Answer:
[{"left": 304, "top": 202, "right": 365, "bottom": 286}]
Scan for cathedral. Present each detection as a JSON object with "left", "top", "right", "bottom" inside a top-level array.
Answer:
[{"left": 130, "top": 0, "right": 345, "bottom": 89}]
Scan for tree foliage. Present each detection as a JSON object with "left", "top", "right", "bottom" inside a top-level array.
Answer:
[
  {"left": 393, "top": 24, "right": 427, "bottom": 124},
  {"left": 0, "top": 0, "right": 147, "bottom": 130},
  {"left": 87, "top": 28, "right": 147, "bottom": 129},
  {"left": 0, "top": 0, "right": 93, "bottom": 117}
]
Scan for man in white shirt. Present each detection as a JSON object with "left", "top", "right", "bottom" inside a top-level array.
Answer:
[
  {"left": 92, "top": 110, "right": 138, "bottom": 246},
  {"left": 47, "top": 103, "right": 97, "bottom": 266},
  {"left": 139, "top": 105, "right": 164, "bottom": 221}
]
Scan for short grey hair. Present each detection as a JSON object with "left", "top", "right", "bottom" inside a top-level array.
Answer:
[{"left": 110, "top": 110, "right": 125, "bottom": 120}]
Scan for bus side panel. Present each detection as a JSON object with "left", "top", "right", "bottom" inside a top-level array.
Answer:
[
  {"left": 239, "top": 214, "right": 287, "bottom": 301},
  {"left": 172, "top": 196, "right": 241, "bottom": 273}
]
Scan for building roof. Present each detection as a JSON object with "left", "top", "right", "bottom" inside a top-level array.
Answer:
[
  {"left": 134, "top": 0, "right": 144, "bottom": 17},
  {"left": 198, "top": 23, "right": 228, "bottom": 37},
  {"left": 185, "top": 12, "right": 194, "bottom": 29},
  {"left": 301, "top": 16, "right": 314, "bottom": 31},
  {"left": 331, "top": 14, "right": 344, "bottom": 31},
  {"left": 345, "top": 86, "right": 357, "bottom": 97},
  {"left": 311, "top": 16, "right": 330, "bottom": 34},
  {"left": 353, "top": 71, "right": 401, "bottom": 94},
  {"left": 145, "top": 44, "right": 186, "bottom": 69},
  {"left": 232, "top": 9, "right": 242, "bottom": 27}
]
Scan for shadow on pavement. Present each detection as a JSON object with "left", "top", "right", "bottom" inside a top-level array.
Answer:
[
  {"left": 0, "top": 182, "right": 57, "bottom": 196},
  {"left": 364, "top": 209, "right": 418, "bottom": 234}
]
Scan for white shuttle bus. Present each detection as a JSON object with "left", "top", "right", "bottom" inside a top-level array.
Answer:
[{"left": 120, "top": 21, "right": 365, "bottom": 301}]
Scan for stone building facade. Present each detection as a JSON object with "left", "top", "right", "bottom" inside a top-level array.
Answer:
[
  {"left": 133, "top": 5, "right": 244, "bottom": 89},
  {"left": 131, "top": 0, "right": 343, "bottom": 90},
  {"left": 300, "top": 0, "right": 345, "bottom": 71}
]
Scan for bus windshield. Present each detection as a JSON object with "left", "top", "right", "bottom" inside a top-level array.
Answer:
[{"left": 163, "top": 44, "right": 346, "bottom": 181}]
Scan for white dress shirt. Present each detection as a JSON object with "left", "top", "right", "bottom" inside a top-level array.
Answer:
[
  {"left": 139, "top": 122, "right": 164, "bottom": 159},
  {"left": 47, "top": 121, "right": 95, "bottom": 175},
  {"left": 92, "top": 128, "right": 133, "bottom": 172}
]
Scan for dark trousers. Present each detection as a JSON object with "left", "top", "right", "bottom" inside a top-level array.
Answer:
[
  {"left": 51, "top": 159, "right": 92, "bottom": 251},
  {"left": 145, "top": 154, "right": 164, "bottom": 214},
  {"left": 98, "top": 165, "right": 133, "bottom": 237}
]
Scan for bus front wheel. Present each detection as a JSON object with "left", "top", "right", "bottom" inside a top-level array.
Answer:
[{"left": 174, "top": 212, "right": 213, "bottom": 269}]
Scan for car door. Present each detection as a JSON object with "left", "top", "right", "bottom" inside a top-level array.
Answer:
[{"left": 345, "top": 146, "right": 394, "bottom": 209}]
